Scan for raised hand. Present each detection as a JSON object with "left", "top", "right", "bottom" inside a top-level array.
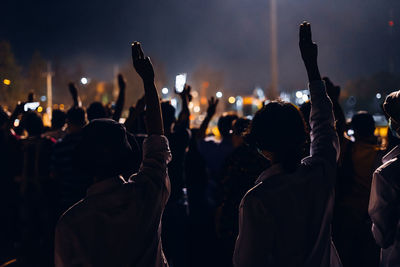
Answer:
[
  {"left": 207, "top": 97, "right": 219, "bottom": 118},
  {"left": 131, "top": 42, "right": 154, "bottom": 83},
  {"left": 68, "top": 82, "right": 81, "bottom": 107},
  {"left": 299, "top": 21, "right": 321, "bottom": 82},
  {"left": 118, "top": 74, "right": 126, "bottom": 91}
]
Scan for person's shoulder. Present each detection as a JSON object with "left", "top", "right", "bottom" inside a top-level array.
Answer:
[
  {"left": 375, "top": 157, "right": 400, "bottom": 181},
  {"left": 58, "top": 198, "right": 87, "bottom": 226}
]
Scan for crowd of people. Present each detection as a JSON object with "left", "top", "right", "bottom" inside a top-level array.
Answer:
[{"left": 0, "top": 22, "right": 400, "bottom": 267}]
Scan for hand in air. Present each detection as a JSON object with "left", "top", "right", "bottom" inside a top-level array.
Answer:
[
  {"left": 299, "top": 21, "right": 318, "bottom": 68},
  {"left": 207, "top": 97, "right": 219, "bottom": 118},
  {"left": 131, "top": 42, "right": 154, "bottom": 83},
  {"left": 118, "top": 74, "right": 126, "bottom": 91}
]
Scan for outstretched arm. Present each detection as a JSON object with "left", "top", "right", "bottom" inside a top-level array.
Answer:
[
  {"left": 132, "top": 42, "right": 163, "bottom": 136},
  {"left": 299, "top": 21, "right": 339, "bottom": 164},
  {"left": 176, "top": 84, "right": 191, "bottom": 129},
  {"left": 112, "top": 74, "right": 126, "bottom": 122},
  {"left": 68, "top": 83, "right": 82, "bottom": 108},
  {"left": 198, "top": 97, "right": 218, "bottom": 139}
]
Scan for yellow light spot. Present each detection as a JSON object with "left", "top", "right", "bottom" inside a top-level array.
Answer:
[
  {"left": 228, "top": 96, "right": 236, "bottom": 104},
  {"left": 59, "top": 104, "right": 65, "bottom": 110},
  {"left": 37, "top": 106, "right": 43, "bottom": 112},
  {"left": 3, "top": 79, "right": 11, "bottom": 85},
  {"left": 53, "top": 104, "right": 59, "bottom": 109}
]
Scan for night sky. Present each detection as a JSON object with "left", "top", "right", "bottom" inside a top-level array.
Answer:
[{"left": 1, "top": 0, "right": 399, "bottom": 94}]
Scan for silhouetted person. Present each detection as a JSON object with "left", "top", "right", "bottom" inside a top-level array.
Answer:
[
  {"left": 333, "top": 111, "right": 382, "bottom": 267},
  {"left": 369, "top": 90, "right": 400, "bottom": 267},
  {"left": 55, "top": 42, "right": 171, "bottom": 267},
  {"left": 233, "top": 22, "right": 341, "bottom": 266},
  {"left": 161, "top": 85, "right": 191, "bottom": 267},
  {"left": 216, "top": 118, "right": 270, "bottom": 267},
  {"left": 51, "top": 107, "right": 90, "bottom": 215},
  {"left": 42, "top": 109, "right": 67, "bottom": 140}
]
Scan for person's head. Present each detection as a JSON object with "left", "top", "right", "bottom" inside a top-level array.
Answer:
[
  {"left": 383, "top": 90, "right": 400, "bottom": 136},
  {"left": 323, "top": 77, "right": 340, "bottom": 102},
  {"left": 232, "top": 118, "right": 251, "bottom": 148},
  {"left": 67, "top": 107, "right": 86, "bottom": 133},
  {"left": 246, "top": 100, "right": 307, "bottom": 172},
  {"left": 87, "top": 102, "right": 107, "bottom": 121},
  {"left": 218, "top": 114, "right": 238, "bottom": 139},
  {"left": 75, "top": 119, "right": 140, "bottom": 182},
  {"left": 21, "top": 111, "right": 44, "bottom": 137},
  {"left": 51, "top": 109, "right": 66, "bottom": 130},
  {"left": 351, "top": 111, "right": 375, "bottom": 140},
  {"left": 161, "top": 101, "right": 176, "bottom": 133}
]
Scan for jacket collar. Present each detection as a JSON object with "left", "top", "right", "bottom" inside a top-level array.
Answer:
[
  {"left": 255, "top": 164, "right": 283, "bottom": 184},
  {"left": 382, "top": 145, "right": 400, "bottom": 164},
  {"left": 87, "top": 176, "right": 126, "bottom": 197}
]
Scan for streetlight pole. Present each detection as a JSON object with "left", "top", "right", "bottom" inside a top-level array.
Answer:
[
  {"left": 45, "top": 62, "right": 53, "bottom": 120},
  {"left": 269, "top": 0, "right": 279, "bottom": 99}
]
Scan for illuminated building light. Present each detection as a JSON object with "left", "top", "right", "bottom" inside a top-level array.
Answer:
[
  {"left": 162, "top": 88, "right": 169, "bottom": 95},
  {"left": 194, "top": 106, "right": 200, "bottom": 113},
  {"left": 3, "top": 79, "right": 11, "bottom": 85},
  {"left": 37, "top": 106, "right": 43, "bottom": 113},
  {"left": 216, "top": 91, "right": 223, "bottom": 98},
  {"left": 228, "top": 96, "right": 236, "bottom": 104}
]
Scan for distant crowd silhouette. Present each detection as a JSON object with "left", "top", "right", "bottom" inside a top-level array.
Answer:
[{"left": 1, "top": 22, "right": 400, "bottom": 267}]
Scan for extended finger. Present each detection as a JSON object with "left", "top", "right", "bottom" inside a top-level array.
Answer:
[
  {"left": 132, "top": 42, "right": 140, "bottom": 61},
  {"left": 137, "top": 42, "right": 145, "bottom": 59}
]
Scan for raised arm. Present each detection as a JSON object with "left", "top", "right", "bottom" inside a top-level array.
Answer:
[
  {"left": 112, "top": 74, "right": 126, "bottom": 122},
  {"left": 176, "top": 84, "right": 191, "bottom": 129},
  {"left": 68, "top": 83, "right": 82, "bottom": 108},
  {"left": 131, "top": 42, "right": 163, "bottom": 136},
  {"left": 198, "top": 97, "right": 218, "bottom": 139},
  {"left": 299, "top": 22, "right": 339, "bottom": 164}
]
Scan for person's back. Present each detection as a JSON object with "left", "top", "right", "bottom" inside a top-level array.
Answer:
[
  {"left": 233, "top": 22, "right": 341, "bottom": 267},
  {"left": 55, "top": 42, "right": 171, "bottom": 267}
]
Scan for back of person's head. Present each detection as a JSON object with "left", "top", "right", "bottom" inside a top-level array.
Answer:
[
  {"left": 351, "top": 111, "right": 375, "bottom": 139},
  {"left": 323, "top": 77, "right": 340, "bottom": 102},
  {"left": 75, "top": 119, "right": 140, "bottom": 180},
  {"left": 218, "top": 114, "right": 238, "bottom": 139},
  {"left": 52, "top": 109, "right": 66, "bottom": 130},
  {"left": 384, "top": 90, "right": 400, "bottom": 125},
  {"left": 87, "top": 102, "right": 107, "bottom": 121},
  {"left": 0, "top": 107, "right": 9, "bottom": 128},
  {"left": 21, "top": 111, "right": 44, "bottom": 137},
  {"left": 232, "top": 118, "right": 251, "bottom": 148},
  {"left": 161, "top": 101, "right": 176, "bottom": 132},
  {"left": 67, "top": 107, "right": 86, "bottom": 127},
  {"left": 246, "top": 101, "right": 307, "bottom": 172}
]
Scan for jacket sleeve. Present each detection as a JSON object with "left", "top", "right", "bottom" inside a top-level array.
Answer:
[
  {"left": 368, "top": 170, "right": 399, "bottom": 249},
  {"left": 130, "top": 135, "right": 172, "bottom": 193},
  {"left": 54, "top": 221, "right": 82, "bottom": 267},
  {"left": 309, "top": 80, "right": 340, "bottom": 165}
]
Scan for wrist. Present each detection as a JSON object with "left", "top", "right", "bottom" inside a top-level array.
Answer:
[{"left": 142, "top": 78, "right": 155, "bottom": 86}]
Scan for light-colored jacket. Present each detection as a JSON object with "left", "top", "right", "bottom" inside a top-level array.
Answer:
[
  {"left": 55, "top": 135, "right": 172, "bottom": 267},
  {"left": 369, "top": 145, "right": 400, "bottom": 267},
  {"left": 233, "top": 80, "right": 341, "bottom": 267}
]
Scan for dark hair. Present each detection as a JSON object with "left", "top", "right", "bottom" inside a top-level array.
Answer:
[
  {"left": 75, "top": 119, "right": 140, "bottom": 179},
  {"left": 161, "top": 101, "right": 176, "bottom": 131},
  {"left": 246, "top": 101, "right": 307, "bottom": 172},
  {"left": 232, "top": 118, "right": 251, "bottom": 136},
  {"left": 218, "top": 114, "right": 238, "bottom": 138},
  {"left": 52, "top": 109, "right": 66, "bottom": 129},
  {"left": 87, "top": 102, "right": 107, "bottom": 121},
  {"left": 351, "top": 111, "right": 375, "bottom": 138},
  {"left": 21, "top": 111, "right": 44, "bottom": 136},
  {"left": 67, "top": 107, "right": 86, "bottom": 127}
]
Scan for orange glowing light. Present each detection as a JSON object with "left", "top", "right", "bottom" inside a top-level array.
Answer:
[{"left": 3, "top": 79, "right": 11, "bottom": 85}]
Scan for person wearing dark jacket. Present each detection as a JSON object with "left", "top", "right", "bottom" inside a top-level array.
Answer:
[{"left": 369, "top": 89, "right": 400, "bottom": 267}]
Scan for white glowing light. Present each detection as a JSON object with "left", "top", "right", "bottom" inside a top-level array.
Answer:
[
  {"left": 296, "top": 91, "right": 303, "bottom": 98},
  {"left": 189, "top": 102, "right": 194, "bottom": 109},
  {"left": 81, "top": 77, "right": 88, "bottom": 85},
  {"left": 171, "top": 98, "right": 177, "bottom": 108},
  {"left": 347, "top": 129, "right": 354, "bottom": 136},
  {"left": 376, "top": 93, "right": 381, "bottom": 99},
  {"left": 302, "top": 94, "right": 309, "bottom": 102},
  {"left": 194, "top": 106, "right": 200, "bottom": 113},
  {"left": 162, "top": 88, "right": 169, "bottom": 95},
  {"left": 216, "top": 91, "right": 223, "bottom": 98}
]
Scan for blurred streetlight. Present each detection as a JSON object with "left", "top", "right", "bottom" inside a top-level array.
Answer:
[
  {"left": 3, "top": 79, "right": 11, "bottom": 85},
  {"left": 376, "top": 93, "right": 382, "bottom": 99},
  {"left": 216, "top": 91, "right": 223, "bottom": 98},
  {"left": 162, "top": 87, "right": 169, "bottom": 95},
  {"left": 81, "top": 77, "right": 88, "bottom": 85},
  {"left": 228, "top": 96, "right": 236, "bottom": 104}
]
